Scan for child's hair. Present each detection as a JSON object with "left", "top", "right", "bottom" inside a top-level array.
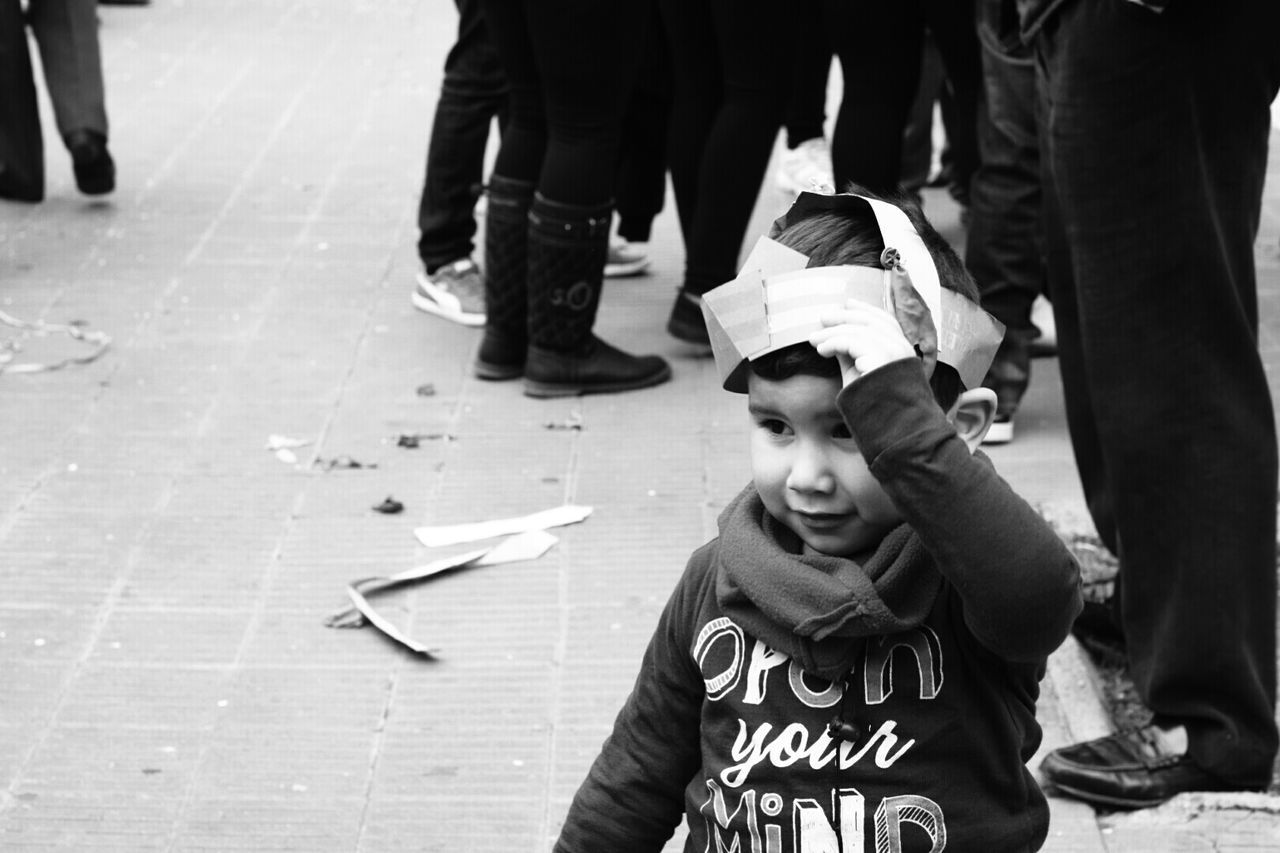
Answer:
[{"left": 750, "top": 186, "right": 980, "bottom": 410}]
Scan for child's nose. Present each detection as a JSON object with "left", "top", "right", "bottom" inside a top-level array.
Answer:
[{"left": 787, "top": 445, "right": 835, "bottom": 495}]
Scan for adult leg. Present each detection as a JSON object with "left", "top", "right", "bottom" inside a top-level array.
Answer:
[
  {"left": 28, "top": 0, "right": 106, "bottom": 138},
  {"left": 656, "top": 0, "right": 718, "bottom": 249},
  {"left": 474, "top": 0, "right": 545, "bottom": 377},
  {"left": 782, "top": 0, "right": 829, "bottom": 152},
  {"left": 28, "top": 0, "right": 113, "bottom": 194},
  {"left": 899, "top": 34, "right": 945, "bottom": 199},
  {"left": 0, "top": 0, "right": 44, "bottom": 201},
  {"left": 416, "top": 0, "right": 508, "bottom": 274},
  {"left": 965, "top": 0, "right": 1042, "bottom": 432},
  {"left": 773, "top": 0, "right": 833, "bottom": 197},
  {"left": 679, "top": 0, "right": 794, "bottom": 294},
  {"left": 521, "top": 0, "right": 669, "bottom": 396},
  {"left": 825, "top": 0, "right": 925, "bottom": 195},
  {"left": 1038, "top": 0, "right": 1279, "bottom": 795},
  {"left": 664, "top": 0, "right": 797, "bottom": 346},
  {"left": 924, "top": 0, "right": 981, "bottom": 204},
  {"left": 614, "top": 3, "right": 670, "bottom": 246}
]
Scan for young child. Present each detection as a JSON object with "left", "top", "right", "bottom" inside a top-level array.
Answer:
[{"left": 553, "top": 190, "right": 1083, "bottom": 853}]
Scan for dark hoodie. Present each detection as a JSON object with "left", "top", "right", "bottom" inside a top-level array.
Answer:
[{"left": 554, "top": 360, "right": 1082, "bottom": 853}]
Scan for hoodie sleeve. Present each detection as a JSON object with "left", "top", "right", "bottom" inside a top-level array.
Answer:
[
  {"left": 552, "top": 548, "right": 711, "bottom": 852},
  {"left": 837, "top": 359, "right": 1083, "bottom": 662}
]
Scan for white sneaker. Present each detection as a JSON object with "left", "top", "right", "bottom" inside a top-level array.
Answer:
[
  {"left": 604, "top": 239, "right": 650, "bottom": 278},
  {"left": 984, "top": 415, "right": 1014, "bottom": 445},
  {"left": 412, "top": 258, "right": 486, "bottom": 327},
  {"left": 1030, "top": 294, "right": 1057, "bottom": 356},
  {"left": 775, "top": 137, "right": 834, "bottom": 195}
]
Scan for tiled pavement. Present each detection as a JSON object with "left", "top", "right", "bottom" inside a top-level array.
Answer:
[{"left": 1, "top": 2, "right": 1278, "bottom": 850}]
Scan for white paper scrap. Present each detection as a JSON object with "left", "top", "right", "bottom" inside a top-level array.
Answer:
[
  {"left": 328, "top": 530, "right": 561, "bottom": 655},
  {"left": 266, "top": 434, "right": 311, "bottom": 451},
  {"left": 414, "top": 505, "right": 592, "bottom": 548},
  {"left": 388, "top": 530, "right": 558, "bottom": 583}
]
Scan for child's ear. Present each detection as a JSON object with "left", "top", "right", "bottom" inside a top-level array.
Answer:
[{"left": 950, "top": 388, "right": 998, "bottom": 452}]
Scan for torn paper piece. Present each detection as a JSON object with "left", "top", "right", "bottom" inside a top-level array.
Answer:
[
  {"left": 266, "top": 434, "right": 311, "bottom": 451},
  {"left": 0, "top": 309, "right": 112, "bottom": 374},
  {"left": 414, "top": 504, "right": 591, "bottom": 548},
  {"left": 266, "top": 434, "right": 311, "bottom": 465},
  {"left": 324, "top": 530, "right": 559, "bottom": 654}
]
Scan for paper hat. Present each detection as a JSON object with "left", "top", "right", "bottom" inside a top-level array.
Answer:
[{"left": 700, "top": 191, "right": 1005, "bottom": 393}]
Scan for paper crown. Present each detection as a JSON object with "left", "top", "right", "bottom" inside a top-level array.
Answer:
[{"left": 700, "top": 191, "right": 1005, "bottom": 393}]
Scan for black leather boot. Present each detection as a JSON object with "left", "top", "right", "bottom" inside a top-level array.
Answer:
[
  {"left": 475, "top": 174, "right": 535, "bottom": 380},
  {"left": 524, "top": 194, "right": 670, "bottom": 397}
]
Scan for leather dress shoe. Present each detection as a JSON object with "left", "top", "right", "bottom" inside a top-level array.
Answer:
[
  {"left": 1041, "top": 726, "right": 1243, "bottom": 809},
  {"left": 65, "top": 129, "right": 115, "bottom": 196}
]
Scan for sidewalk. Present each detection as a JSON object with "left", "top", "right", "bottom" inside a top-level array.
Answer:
[{"left": 0, "top": 2, "right": 1277, "bottom": 850}]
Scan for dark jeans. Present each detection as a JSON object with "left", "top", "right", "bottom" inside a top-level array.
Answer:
[
  {"left": 1035, "top": 0, "right": 1280, "bottom": 785},
  {"left": 416, "top": 0, "right": 507, "bottom": 273},
  {"left": 481, "top": 0, "right": 646, "bottom": 206},
  {"left": 659, "top": 0, "right": 796, "bottom": 296},
  {"left": 965, "top": 0, "right": 1043, "bottom": 416},
  {"left": 825, "top": 0, "right": 980, "bottom": 197}
]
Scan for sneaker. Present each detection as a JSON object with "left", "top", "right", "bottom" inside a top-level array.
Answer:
[
  {"left": 412, "top": 258, "right": 485, "bottom": 327},
  {"left": 774, "top": 137, "right": 834, "bottom": 195},
  {"left": 984, "top": 415, "right": 1014, "bottom": 445},
  {"left": 604, "top": 239, "right": 650, "bottom": 278},
  {"left": 1030, "top": 294, "right": 1057, "bottom": 357}
]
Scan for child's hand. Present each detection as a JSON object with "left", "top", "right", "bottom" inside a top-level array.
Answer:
[{"left": 808, "top": 300, "right": 917, "bottom": 386}]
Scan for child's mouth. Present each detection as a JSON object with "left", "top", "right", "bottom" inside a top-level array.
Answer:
[{"left": 794, "top": 510, "right": 847, "bottom": 530}]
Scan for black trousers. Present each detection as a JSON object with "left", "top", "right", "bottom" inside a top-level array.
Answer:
[
  {"left": 479, "top": 0, "right": 645, "bottom": 207},
  {"left": 1035, "top": 0, "right": 1280, "bottom": 785},
  {"left": 824, "top": 0, "right": 980, "bottom": 197},
  {"left": 964, "top": 0, "right": 1043, "bottom": 417},
  {"left": 658, "top": 0, "right": 796, "bottom": 296}
]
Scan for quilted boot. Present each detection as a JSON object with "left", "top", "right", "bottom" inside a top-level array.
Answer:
[
  {"left": 524, "top": 194, "right": 670, "bottom": 397},
  {"left": 475, "top": 174, "right": 535, "bottom": 380}
]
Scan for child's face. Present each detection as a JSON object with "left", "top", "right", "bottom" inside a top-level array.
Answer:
[{"left": 748, "top": 372, "right": 902, "bottom": 557}]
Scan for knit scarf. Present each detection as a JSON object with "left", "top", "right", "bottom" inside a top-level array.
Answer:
[{"left": 715, "top": 485, "right": 942, "bottom": 680}]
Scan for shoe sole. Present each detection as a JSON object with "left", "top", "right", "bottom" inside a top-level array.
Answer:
[
  {"left": 523, "top": 363, "right": 672, "bottom": 398},
  {"left": 983, "top": 421, "right": 1014, "bottom": 445},
  {"left": 411, "top": 287, "right": 485, "bottom": 327},
  {"left": 474, "top": 359, "right": 523, "bottom": 381},
  {"left": 76, "top": 177, "right": 115, "bottom": 196},
  {"left": 1049, "top": 781, "right": 1173, "bottom": 810},
  {"left": 603, "top": 259, "right": 650, "bottom": 278}
]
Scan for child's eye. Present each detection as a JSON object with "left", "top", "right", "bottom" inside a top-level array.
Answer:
[
  {"left": 831, "top": 423, "right": 853, "bottom": 440},
  {"left": 758, "top": 418, "right": 790, "bottom": 436}
]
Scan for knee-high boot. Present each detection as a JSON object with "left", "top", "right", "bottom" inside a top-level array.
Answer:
[
  {"left": 475, "top": 174, "right": 536, "bottom": 380},
  {"left": 524, "top": 193, "right": 670, "bottom": 397}
]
